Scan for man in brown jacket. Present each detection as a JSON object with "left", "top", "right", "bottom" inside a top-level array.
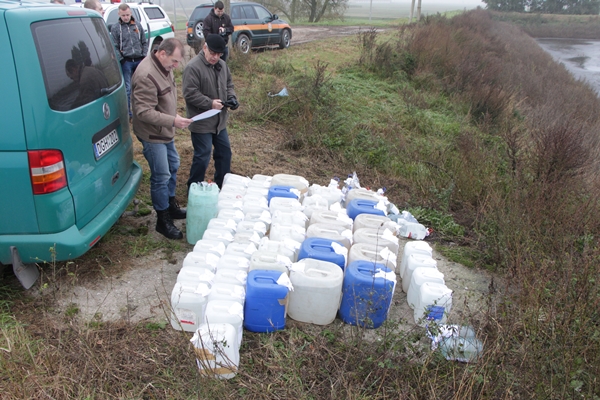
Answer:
[{"left": 131, "top": 38, "right": 193, "bottom": 240}]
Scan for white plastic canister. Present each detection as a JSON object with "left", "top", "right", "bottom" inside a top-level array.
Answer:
[
  {"left": 236, "top": 220, "right": 267, "bottom": 238},
  {"left": 217, "top": 198, "right": 244, "bottom": 213},
  {"left": 308, "top": 183, "right": 343, "bottom": 206},
  {"left": 218, "top": 253, "right": 251, "bottom": 272},
  {"left": 191, "top": 322, "right": 239, "bottom": 380},
  {"left": 251, "top": 174, "right": 272, "bottom": 186},
  {"left": 413, "top": 282, "right": 452, "bottom": 326},
  {"left": 192, "top": 239, "right": 226, "bottom": 257},
  {"left": 242, "top": 210, "right": 272, "bottom": 231},
  {"left": 353, "top": 227, "right": 399, "bottom": 256},
  {"left": 348, "top": 241, "right": 397, "bottom": 271},
  {"left": 204, "top": 300, "right": 245, "bottom": 347},
  {"left": 222, "top": 173, "right": 251, "bottom": 187},
  {"left": 353, "top": 213, "right": 398, "bottom": 233},
  {"left": 306, "top": 223, "right": 353, "bottom": 250},
  {"left": 399, "top": 241, "right": 433, "bottom": 280},
  {"left": 206, "top": 218, "right": 237, "bottom": 235},
  {"left": 269, "top": 197, "right": 304, "bottom": 214},
  {"left": 270, "top": 209, "right": 308, "bottom": 229},
  {"left": 402, "top": 253, "right": 438, "bottom": 293},
  {"left": 217, "top": 208, "right": 245, "bottom": 223},
  {"left": 170, "top": 281, "right": 212, "bottom": 332},
  {"left": 406, "top": 267, "right": 445, "bottom": 309},
  {"left": 249, "top": 250, "right": 292, "bottom": 275},
  {"left": 344, "top": 188, "right": 385, "bottom": 204},
  {"left": 202, "top": 228, "right": 235, "bottom": 247},
  {"left": 258, "top": 236, "right": 300, "bottom": 262},
  {"left": 182, "top": 251, "right": 220, "bottom": 272},
  {"left": 269, "top": 223, "right": 306, "bottom": 244},
  {"left": 206, "top": 282, "right": 246, "bottom": 305},
  {"left": 270, "top": 173, "right": 309, "bottom": 194},
  {"left": 213, "top": 268, "right": 248, "bottom": 286},
  {"left": 301, "top": 194, "right": 330, "bottom": 218},
  {"left": 176, "top": 265, "right": 216, "bottom": 286},
  {"left": 233, "top": 230, "right": 262, "bottom": 246},
  {"left": 309, "top": 209, "right": 353, "bottom": 230},
  {"left": 223, "top": 242, "right": 257, "bottom": 260},
  {"left": 288, "top": 258, "right": 344, "bottom": 325}
]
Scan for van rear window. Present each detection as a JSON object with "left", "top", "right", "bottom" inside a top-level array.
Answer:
[{"left": 32, "top": 18, "right": 122, "bottom": 112}]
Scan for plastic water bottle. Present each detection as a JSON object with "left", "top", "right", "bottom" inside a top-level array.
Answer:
[{"left": 434, "top": 325, "right": 483, "bottom": 363}]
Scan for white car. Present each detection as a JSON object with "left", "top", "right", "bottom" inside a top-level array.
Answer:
[{"left": 75, "top": 1, "right": 175, "bottom": 56}]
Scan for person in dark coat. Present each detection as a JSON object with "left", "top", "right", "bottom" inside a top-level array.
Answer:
[
  {"left": 202, "top": 0, "right": 234, "bottom": 61},
  {"left": 182, "top": 34, "right": 238, "bottom": 189}
]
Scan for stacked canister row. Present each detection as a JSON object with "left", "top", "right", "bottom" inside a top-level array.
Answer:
[{"left": 172, "top": 173, "right": 453, "bottom": 378}]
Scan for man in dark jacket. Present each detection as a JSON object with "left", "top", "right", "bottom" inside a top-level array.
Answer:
[
  {"left": 202, "top": 0, "right": 234, "bottom": 61},
  {"left": 182, "top": 34, "right": 238, "bottom": 189},
  {"left": 111, "top": 3, "right": 148, "bottom": 118}
]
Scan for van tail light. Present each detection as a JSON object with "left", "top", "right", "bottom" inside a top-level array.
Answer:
[
  {"left": 28, "top": 150, "right": 68, "bottom": 195},
  {"left": 110, "top": 0, "right": 121, "bottom": 3}
]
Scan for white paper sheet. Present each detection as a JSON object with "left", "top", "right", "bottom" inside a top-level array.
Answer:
[{"left": 191, "top": 109, "right": 221, "bottom": 121}]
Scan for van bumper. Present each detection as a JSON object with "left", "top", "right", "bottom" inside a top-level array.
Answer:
[{"left": 0, "top": 162, "right": 142, "bottom": 265}]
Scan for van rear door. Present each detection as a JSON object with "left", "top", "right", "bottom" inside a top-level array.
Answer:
[{"left": 5, "top": 9, "right": 134, "bottom": 232}]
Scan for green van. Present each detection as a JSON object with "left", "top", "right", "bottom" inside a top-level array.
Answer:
[{"left": 0, "top": 1, "right": 142, "bottom": 287}]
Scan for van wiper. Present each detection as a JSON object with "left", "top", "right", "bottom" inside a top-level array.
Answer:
[{"left": 100, "top": 83, "right": 120, "bottom": 96}]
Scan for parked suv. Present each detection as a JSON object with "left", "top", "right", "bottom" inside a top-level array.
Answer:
[
  {"left": 0, "top": 1, "right": 142, "bottom": 287},
  {"left": 186, "top": 2, "right": 292, "bottom": 54},
  {"left": 75, "top": 1, "right": 175, "bottom": 56}
]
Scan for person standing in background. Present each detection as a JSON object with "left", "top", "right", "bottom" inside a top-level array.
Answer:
[
  {"left": 202, "top": 0, "right": 234, "bottom": 62},
  {"left": 83, "top": 0, "right": 123, "bottom": 64},
  {"left": 111, "top": 3, "right": 148, "bottom": 118},
  {"left": 131, "top": 38, "right": 192, "bottom": 240},
  {"left": 182, "top": 34, "right": 238, "bottom": 190}
]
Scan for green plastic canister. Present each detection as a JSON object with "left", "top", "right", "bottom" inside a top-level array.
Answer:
[{"left": 186, "top": 182, "right": 220, "bottom": 245}]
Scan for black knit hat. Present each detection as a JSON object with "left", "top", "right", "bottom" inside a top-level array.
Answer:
[{"left": 205, "top": 34, "right": 226, "bottom": 54}]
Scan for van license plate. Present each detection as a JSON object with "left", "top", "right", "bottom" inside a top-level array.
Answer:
[{"left": 93, "top": 129, "right": 119, "bottom": 160}]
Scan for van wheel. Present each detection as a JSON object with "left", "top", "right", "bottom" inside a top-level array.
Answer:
[
  {"left": 236, "top": 34, "right": 251, "bottom": 54},
  {"left": 279, "top": 29, "right": 291, "bottom": 49}
]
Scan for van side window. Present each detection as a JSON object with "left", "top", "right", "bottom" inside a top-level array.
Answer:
[
  {"left": 144, "top": 7, "right": 165, "bottom": 20},
  {"left": 32, "top": 18, "right": 122, "bottom": 112}
]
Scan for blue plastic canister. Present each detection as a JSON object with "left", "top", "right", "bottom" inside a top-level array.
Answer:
[
  {"left": 339, "top": 260, "right": 397, "bottom": 329},
  {"left": 267, "top": 185, "right": 300, "bottom": 205},
  {"left": 186, "top": 182, "right": 220, "bottom": 245},
  {"left": 297, "top": 237, "right": 347, "bottom": 270},
  {"left": 345, "top": 198, "right": 386, "bottom": 220},
  {"left": 243, "top": 270, "right": 290, "bottom": 333}
]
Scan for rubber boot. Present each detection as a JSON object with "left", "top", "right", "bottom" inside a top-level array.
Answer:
[
  {"left": 156, "top": 209, "right": 183, "bottom": 240},
  {"left": 168, "top": 197, "right": 186, "bottom": 220}
]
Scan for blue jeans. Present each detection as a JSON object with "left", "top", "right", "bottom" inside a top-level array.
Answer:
[
  {"left": 122, "top": 59, "right": 142, "bottom": 117},
  {"left": 139, "top": 139, "right": 180, "bottom": 211},
  {"left": 188, "top": 129, "right": 231, "bottom": 189}
]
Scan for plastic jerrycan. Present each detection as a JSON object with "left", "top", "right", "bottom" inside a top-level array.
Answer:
[{"left": 187, "top": 182, "right": 219, "bottom": 245}]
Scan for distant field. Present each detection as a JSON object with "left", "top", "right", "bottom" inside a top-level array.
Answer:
[
  {"left": 344, "top": 0, "right": 485, "bottom": 19},
  {"left": 163, "top": 0, "right": 486, "bottom": 24}
]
